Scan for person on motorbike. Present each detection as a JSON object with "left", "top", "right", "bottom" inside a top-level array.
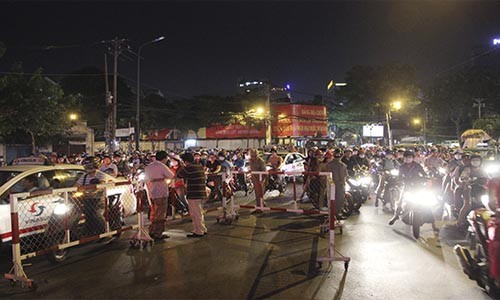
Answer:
[
  {"left": 113, "top": 152, "right": 131, "bottom": 178},
  {"left": 341, "top": 149, "right": 352, "bottom": 166},
  {"left": 375, "top": 149, "right": 400, "bottom": 206},
  {"left": 347, "top": 149, "right": 370, "bottom": 177},
  {"left": 100, "top": 154, "right": 118, "bottom": 177},
  {"left": 232, "top": 152, "right": 248, "bottom": 195},
  {"left": 424, "top": 147, "right": 445, "bottom": 175},
  {"left": 453, "top": 154, "right": 489, "bottom": 229},
  {"left": 389, "top": 150, "right": 427, "bottom": 225},
  {"left": 168, "top": 154, "right": 188, "bottom": 217},
  {"left": 442, "top": 150, "right": 464, "bottom": 211}
]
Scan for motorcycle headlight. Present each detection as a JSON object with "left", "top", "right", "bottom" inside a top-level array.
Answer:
[
  {"left": 481, "top": 194, "right": 490, "bottom": 207},
  {"left": 54, "top": 203, "right": 68, "bottom": 215},
  {"left": 390, "top": 169, "right": 399, "bottom": 176},
  {"left": 348, "top": 178, "right": 361, "bottom": 186},
  {"left": 404, "top": 190, "right": 438, "bottom": 207},
  {"left": 438, "top": 167, "right": 447, "bottom": 175},
  {"left": 485, "top": 164, "right": 500, "bottom": 175},
  {"left": 345, "top": 183, "right": 351, "bottom": 192},
  {"left": 361, "top": 176, "right": 372, "bottom": 185}
]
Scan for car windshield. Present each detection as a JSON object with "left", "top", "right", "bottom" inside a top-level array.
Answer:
[{"left": 0, "top": 171, "right": 22, "bottom": 187}]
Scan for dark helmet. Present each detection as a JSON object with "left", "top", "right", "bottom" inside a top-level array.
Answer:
[
  {"left": 385, "top": 149, "right": 393, "bottom": 155},
  {"left": 217, "top": 151, "right": 226, "bottom": 158},
  {"left": 82, "top": 156, "right": 99, "bottom": 170},
  {"left": 470, "top": 154, "right": 482, "bottom": 160},
  {"left": 333, "top": 149, "right": 343, "bottom": 157},
  {"left": 403, "top": 150, "right": 415, "bottom": 158}
]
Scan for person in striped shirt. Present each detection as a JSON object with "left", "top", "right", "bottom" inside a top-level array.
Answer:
[{"left": 178, "top": 152, "right": 208, "bottom": 238}]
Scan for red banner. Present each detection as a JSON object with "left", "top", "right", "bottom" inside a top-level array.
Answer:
[
  {"left": 272, "top": 104, "right": 328, "bottom": 137},
  {"left": 206, "top": 123, "right": 266, "bottom": 139}
]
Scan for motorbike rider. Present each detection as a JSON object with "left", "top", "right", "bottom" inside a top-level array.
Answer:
[
  {"left": 388, "top": 150, "right": 427, "bottom": 225},
  {"left": 453, "top": 154, "right": 489, "bottom": 229},
  {"left": 113, "top": 152, "right": 131, "bottom": 178},
  {"left": 375, "top": 149, "right": 400, "bottom": 206},
  {"left": 99, "top": 154, "right": 118, "bottom": 177},
  {"left": 347, "top": 149, "right": 370, "bottom": 177},
  {"left": 75, "top": 157, "right": 106, "bottom": 235},
  {"left": 267, "top": 148, "right": 283, "bottom": 190},
  {"left": 424, "top": 147, "right": 445, "bottom": 174},
  {"left": 341, "top": 149, "right": 352, "bottom": 166}
]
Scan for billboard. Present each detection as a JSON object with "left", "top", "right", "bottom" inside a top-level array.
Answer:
[
  {"left": 362, "top": 124, "right": 384, "bottom": 137},
  {"left": 206, "top": 123, "right": 266, "bottom": 139},
  {"left": 272, "top": 104, "right": 328, "bottom": 138}
]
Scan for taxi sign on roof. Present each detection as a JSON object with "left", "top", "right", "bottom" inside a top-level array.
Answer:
[{"left": 12, "top": 157, "right": 47, "bottom": 165}]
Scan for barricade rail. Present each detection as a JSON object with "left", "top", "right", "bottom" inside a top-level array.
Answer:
[
  {"left": 217, "top": 170, "right": 350, "bottom": 269},
  {"left": 4, "top": 181, "right": 145, "bottom": 290}
]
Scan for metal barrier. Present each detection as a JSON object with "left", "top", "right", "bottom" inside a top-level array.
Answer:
[
  {"left": 4, "top": 181, "right": 144, "bottom": 290},
  {"left": 218, "top": 170, "right": 350, "bottom": 270}
]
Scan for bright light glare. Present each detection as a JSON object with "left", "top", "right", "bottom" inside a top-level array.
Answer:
[
  {"left": 481, "top": 195, "right": 490, "bottom": 207},
  {"left": 485, "top": 164, "right": 500, "bottom": 175},
  {"left": 361, "top": 176, "right": 372, "bottom": 185},
  {"left": 69, "top": 113, "right": 78, "bottom": 121},
  {"left": 54, "top": 203, "right": 68, "bottom": 215},
  {"left": 413, "top": 118, "right": 421, "bottom": 125},
  {"left": 392, "top": 101, "right": 402, "bottom": 110},
  {"left": 256, "top": 107, "right": 265, "bottom": 115},
  {"left": 404, "top": 190, "right": 437, "bottom": 207},
  {"left": 185, "top": 139, "right": 197, "bottom": 148},
  {"left": 390, "top": 169, "right": 399, "bottom": 176},
  {"left": 494, "top": 38, "right": 500, "bottom": 45}
]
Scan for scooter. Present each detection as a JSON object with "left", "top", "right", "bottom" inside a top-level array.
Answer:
[
  {"left": 454, "top": 190, "right": 500, "bottom": 298},
  {"left": 378, "top": 169, "right": 400, "bottom": 212},
  {"left": 398, "top": 181, "right": 439, "bottom": 239},
  {"left": 347, "top": 166, "right": 372, "bottom": 211}
]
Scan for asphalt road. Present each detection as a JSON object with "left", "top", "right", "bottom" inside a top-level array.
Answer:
[{"left": 0, "top": 184, "right": 494, "bottom": 300}]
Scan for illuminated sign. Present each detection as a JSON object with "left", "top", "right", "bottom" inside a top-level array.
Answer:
[{"left": 363, "top": 124, "right": 384, "bottom": 137}]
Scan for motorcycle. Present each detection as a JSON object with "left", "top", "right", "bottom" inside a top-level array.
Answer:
[
  {"left": 378, "top": 169, "right": 400, "bottom": 212},
  {"left": 45, "top": 187, "right": 123, "bottom": 263},
  {"left": 398, "top": 181, "right": 439, "bottom": 239},
  {"left": 346, "top": 166, "right": 372, "bottom": 211},
  {"left": 230, "top": 167, "right": 254, "bottom": 196},
  {"left": 454, "top": 192, "right": 500, "bottom": 298},
  {"left": 265, "top": 166, "right": 287, "bottom": 194}
]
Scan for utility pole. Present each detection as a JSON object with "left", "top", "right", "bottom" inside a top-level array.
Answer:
[
  {"left": 104, "top": 54, "right": 111, "bottom": 151},
  {"left": 102, "top": 37, "right": 129, "bottom": 153},
  {"left": 265, "top": 82, "right": 272, "bottom": 146},
  {"left": 473, "top": 98, "right": 485, "bottom": 119},
  {"left": 423, "top": 107, "right": 428, "bottom": 145}
]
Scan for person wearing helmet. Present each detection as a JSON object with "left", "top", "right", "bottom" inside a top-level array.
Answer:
[
  {"left": 113, "top": 152, "right": 130, "bottom": 178},
  {"left": 76, "top": 157, "right": 105, "bottom": 186},
  {"left": 424, "top": 147, "right": 445, "bottom": 173},
  {"left": 217, "top": 150, "right": 233, "bottom": 178},
  {"left": 347, "top": 149, "right": 370, "bottom": 177},
  {"left": 375, "top": 149, "right": 400, "bottom": 206},
  {"left": 388, "top": 150, "right": 427, "bottom": 225},
  {"left": 452, "top": 154, "right": 489, "bottom": 229}
]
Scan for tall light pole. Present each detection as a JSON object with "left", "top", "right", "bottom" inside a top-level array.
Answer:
[
  {"left": 386, "top": 101, "right": 402, "bottom": 150},
  {"left": 473, "top": 98, "right": 485, "bottom": 119},
  {"left": 136, "top": 36, "right": 165, "bottom": 151}
]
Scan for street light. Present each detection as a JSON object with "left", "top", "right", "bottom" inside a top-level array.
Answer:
[
  {"left": 136, "top": 35, "right": 165, "bottom": 151},
  {"left": 386, "top": 100, "right": 403, "bottom": 150},
  {"left": 69, "top": 113, "right": 78, "bottom": 121}
]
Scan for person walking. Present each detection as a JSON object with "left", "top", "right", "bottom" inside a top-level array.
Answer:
[
  {"left": 248, "top": 148, "right": 267, "bottom": 212},
  {"left": 144, "top": 151, "right": 174, "bottom": 240},
  {"left": 326, "top": 149, "right": 348, "bottom": 219},
  {"left": 177, "top": 153, "right": 208, "bottom": 238}
]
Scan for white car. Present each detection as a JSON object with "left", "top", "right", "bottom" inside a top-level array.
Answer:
[
  {"left": 0, "top": 159, "right": 137, "bottom": 245},
  {"left": 263, "top": 152, "right": 306, "bottom": 174}
]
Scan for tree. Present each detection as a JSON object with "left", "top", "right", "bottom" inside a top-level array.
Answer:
[
  {"left": 0, "top": 65, "right": 77, "bottom": 153},
  {"left": 473, "top": 115, "right": 500, "bottom": 140},
  {"left": 424, "top": 66, "right": 500, "bottom": 141}
]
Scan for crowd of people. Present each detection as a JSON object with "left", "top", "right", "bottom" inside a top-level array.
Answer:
[{"left": 28, "top": 142, "right": 497, "bottom": 237}]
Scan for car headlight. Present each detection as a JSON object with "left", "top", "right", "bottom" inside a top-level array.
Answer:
[
  {"left": 390, "top": 169, "right": 399, "bottom": 176},
  {"left": 481, "top": 194, "right": 490, "bottom": 207},
  {"left": 348, "top": 178, "right": 361, "bottom": 186},
  {"left": 54, "top": 203, "right": 68, "bottom": 215}
]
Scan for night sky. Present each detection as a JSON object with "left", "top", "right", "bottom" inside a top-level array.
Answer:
[{"left": 1, "top": 1, "right": 500, "bottom": 99}]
